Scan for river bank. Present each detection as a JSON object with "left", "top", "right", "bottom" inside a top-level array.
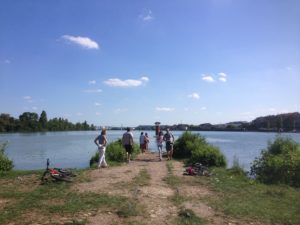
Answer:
[
  {"left": 0, "top": 152, "right": 299, "bottom": 225},
  {"left": 2, "top": 130, "right": 300, "bottom": 171}
]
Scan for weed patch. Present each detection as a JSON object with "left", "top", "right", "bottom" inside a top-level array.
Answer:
[
  {"left": 208, "top": 168, "right": 300, "bottom": 224},
  {"left": 178, "top": 208, "right": 205, "bottom": 225}
]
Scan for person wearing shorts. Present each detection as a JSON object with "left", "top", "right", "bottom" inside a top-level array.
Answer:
[
  {"left": 163, "top": 128, "right": 175, "bottom": 160},
  {"left": 122, "top": 127, "right": 134, "bottom": 163}
]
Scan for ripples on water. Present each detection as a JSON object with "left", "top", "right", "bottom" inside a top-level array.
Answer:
[{"left": 1, "top": 130, "right": 299, "bottom": 171}]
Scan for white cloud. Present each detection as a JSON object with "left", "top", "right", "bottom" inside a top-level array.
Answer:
[
  {"left": 104, "top": 77, "right": 149, "bottom": 87},
  {"left": 201, "top": 74, "right": 215, "bottom": 82},
  {"left": 155, "top": 107, "right": 175, "bottom": 112},
  {"left": 23, "top": 96, "right": 32, "bottom": 100},
  {"left": 201, "top": 106, "right": 207, "bottom": 110},
  {"left": 83, "top": 89, "right": 102, "bottom": 93},
  {"left": 218, "top": 72, "right": 227, "bottom": 82},
  {"left": 88, "top": 80, "right": 96, "bottom": 84},
  {"left": 188, "top": 93, "right": 200, "bottom": 99},
  {"left": 140, "top": 9, "right": 153, "bottom": 21},
  {"left": 76, "top": 112, "right": 83, "bottom": 116},
  {"left": 32, "top": 106, "right": 38, "bottom": 111},
  {"left": 114, "top": 108, "right": 128, "bottom": 114},
  {"left": 62, "top": 35, "right": 99, "bottom": 49},
  {"left": 95, "top": 102, "right": 101, "bottom": 106},
  {"left": 23, "top": 96, "right": 34, "bottom": 103},
  {"left": 219, "top": 77, "right": 227, "bottom": 82},
  {"left": 95, "top": 112, "right": 101, "bottom": 116},
  {"left": 218, "top": 72, "right": 227, "bottom": 77},
  {"left": 141, "top": 76, "right": 149, "bottom": 82}
]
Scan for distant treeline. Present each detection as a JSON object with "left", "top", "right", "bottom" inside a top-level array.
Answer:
[
  {"left": 247, "top": 112, "right": 300, "bottom": 132},
  {"left": 0, "top": 111, "right": 96, "bottom": 132},
  {"left": 136, "top": 112, "right": 300, "bottom": 132}
]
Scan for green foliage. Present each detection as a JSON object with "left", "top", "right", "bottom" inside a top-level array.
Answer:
[
  {"left": 38, "top": 110, "right": 48, "bottom": 130},
  {"left": 19, "top": 112, "right": 39, "bottom": 131},
  {"left": 209, "top": 168, "right": 300, "bottom": 224},
  {"left": 173, "top": 132, "right": 227, "bottom": 167},
  {"left": 0, "top": 142, "right": 13, "bottom": 172},
  {"left": 173, "top": 132, "right": 207, "bottom": 158},
  {"left": 90, "top": 139, "right": 140, "bottom": 166},
  {"left": 178, "top": 208, "right": 205, "bottom": 225},
  {"left": 106, "top": 139, "right": 127, "bottom": 162},
  {"left": 251, "top": 136, "right": 300, "bottom": 187},
  {"left": 117, "top": 200, "right": 143, "bottom": 217},
  {"left": 228, "top": 155, "right": 245, "bottom": 176},
  {"left": 0, "top": 111, "right": 96, "bottom": 132},
  {"left": 0, "top": 180, "right": 128, "bottom": 224}
]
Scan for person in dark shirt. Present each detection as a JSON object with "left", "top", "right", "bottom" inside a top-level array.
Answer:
[{"left": 163, "top": 128, "right": 175, "bottom": 160}]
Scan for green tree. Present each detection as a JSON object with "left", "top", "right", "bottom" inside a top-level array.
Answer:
[
  {"left": 19, "top": 112, "right": 39, "bottom": 131},
  {"left": 39, "top": 110, "right": 48, "bottom": 130},
  {"left": 0, "top": 114, "right": 17, "bottom": 132}
]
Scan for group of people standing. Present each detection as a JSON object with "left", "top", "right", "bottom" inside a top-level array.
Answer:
[
  {"left": 139, "top": 132, "right": 150, "bottom": 153},
  {"left": 141, "top": 129, "right": 175, "bottom": 161},
  {"left": 94, "top": 127, "right": 175, "bottom": 169}
]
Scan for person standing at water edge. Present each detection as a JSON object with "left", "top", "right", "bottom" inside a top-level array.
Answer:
[
  {"left": 157, "top": 131, "right": 164, "bottom": 161},
  {"left": 122, "top": 127, "right": 134, "bottom": 163},
  {"left": 139, "top": 132, "right": 146, "bottom": 153},
  {"left": 163, "top": 128, "right": 175, "bottom": 160},
  {"left": 94, "top": 129, "right": 108, "bottom": 169},
  {"left": 145, "top": 132, "right": 150, "bottom": 151}
]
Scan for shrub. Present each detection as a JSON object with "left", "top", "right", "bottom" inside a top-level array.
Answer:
[
  {"left": 173, "top": 132, "right": 207, "bottom": 158},
  {"left": 228, "top": 155, "right": 245, "bottom": 176},
  {"left": 90, "top": 139, "right": 140, "bottom": 167},
  {"left": 173, "top": 132, "right": 227, "bottom": 167},
  {"left": 251, "top": 136, "right": 300, "bottom": 187},
  {"left": 0, "top": 142, "right": 14, "bottom": 172}
]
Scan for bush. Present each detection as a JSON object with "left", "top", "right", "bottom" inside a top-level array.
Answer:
[
  {"left": 0, "top": 142, "right": 14, "bottom": 172},
  {"left": 173, "top": 132, "right": 227, "bottom": 167},
  {"left": 251, "top": 136, "right": 300, "bottom": 187},
  {"left": 173, "top": 132, "right": 207, "bottom": 158},
  {"left": 90, "top": 139, "right": 140, "bottom": 167},
  {"left": 228, "top": 155, "right": 245, "bottom": 176}
]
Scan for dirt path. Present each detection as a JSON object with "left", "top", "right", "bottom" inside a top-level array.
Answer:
[
  {"left": 74, "top": 152, "right": 178, "bottom": 225},
  {"left": 73, "top": 152, "right": 241, "bottom": 225}
]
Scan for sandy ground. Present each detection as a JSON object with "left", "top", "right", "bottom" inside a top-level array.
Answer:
[
  {"left": 0, "top": 151, "right": 261, "bottom": 225},
  {"left": 72, "top": 152, "right": 246, "bottom": 225}
]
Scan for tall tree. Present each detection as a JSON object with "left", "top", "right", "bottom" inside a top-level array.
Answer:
[
  {"left": 19, "top": 112, "right": 39, "bottom": 131},
  {"left": 39, "top": 110, "right": 48, "bottom": 130}
]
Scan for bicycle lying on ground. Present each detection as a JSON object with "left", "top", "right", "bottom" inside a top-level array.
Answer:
[
  {"left": 184, "top": 162, "right": 211, "bottom": 176},
  {"left": 41, "top": 159, "right": 76, "bottom": 183}
]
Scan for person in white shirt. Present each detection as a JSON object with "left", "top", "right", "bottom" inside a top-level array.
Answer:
[
  {"left": 94, "top": 129, "right": 108, "bottom": 169},
  {"left": 157, "top": 131, "right": 164, "bottom": 161}
]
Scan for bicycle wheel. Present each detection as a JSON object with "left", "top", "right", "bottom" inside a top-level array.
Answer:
[
  {"left": 51, "top": 174, "right": 72, "bottom": 182},
  {"left": 41, "top": 170, "right": 52, "bottom": 183}
]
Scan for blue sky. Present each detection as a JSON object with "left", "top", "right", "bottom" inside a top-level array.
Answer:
[{"left": 0, "top": 0, "right": 299, "bottom": 126}]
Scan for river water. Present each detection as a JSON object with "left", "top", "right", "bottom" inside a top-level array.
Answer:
[{"left": 1, "top": 131, "right": 299, "bottom": 171}]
